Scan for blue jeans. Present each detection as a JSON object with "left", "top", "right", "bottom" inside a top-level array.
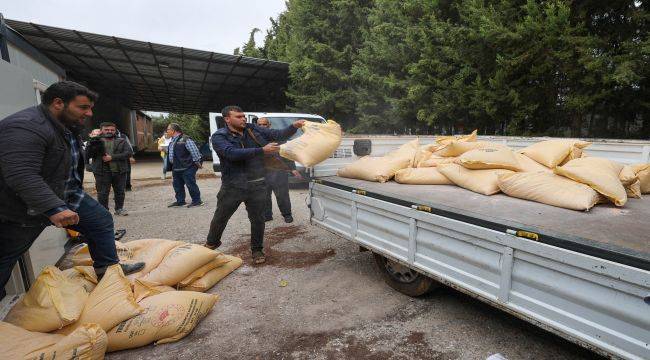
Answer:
[{"left": 172, "top": 166, "right": 201, "bottom": 204}]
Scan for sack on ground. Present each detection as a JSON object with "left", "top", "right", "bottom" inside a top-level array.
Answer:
[
  {"left": 72, "top": 241, "right": 130, "bottom": 267},
  {"left": 458, "top": 148, "right": 521, "bottom": 171},
  {"left": 279, "top": 120, "right": 342, "bottom": 167},
  {"left": 178, "top": 255, "right": 231, "bottom": 287},
  {"left": 438, "top": 164, "right": 513, "bottom": 196},
  {"left": 0, "top": 322, "right": 107, "bottom": 360},
  {"left": 514, "top": 153, "right": 552, "bottom": 173},
  {"left": 133, "top": 279, "right": 176, "bottom": 303},
  {"left": 182, "top": 255, "right": 243, "bottom": 292},
  {"left": 62, "top": 266, "right": 98, "bottom": 293},
  {"left": 56, "top": 264, "right": 141, "bottom": 335},
  {"left": 520, "top": 139, "right": 591, "bottom": 168},
  {"left": 385, "top": 138, "right": 420, "bottom": 167},
  {"left": 337, "top": 156, "right": 411, "bottom": 183},
  {"left": 120, "top": 239, "right": 183, "bottom": 280},
  {"left": 497, "top": 172, "right": 600, "bottom": 211},
  {"left": 394, "top": 168, "right": 453, "bottom": 185},
  {"left": 418, "top": 155, "right": 458, "bottom": 168},
  {"left": 106, "top": 291, "right": 219, "bottom": 351},
  {"left": 141, "top": 243, "right": 219, "bottom": 286},
  {"left": 4, "top": 266, "right": 87, "bottom": 332},
  {"left": 631, "top": 163, "right": 650, "bottom": 193},
  {"left": 435, "top": 130, "right": 477, "bottom": 146},
  {"left": 554, "top": 157, "right": 627, "bottom": 206},
  {"left": 434, "top": 141, "right": 508, "bottom": 158}
]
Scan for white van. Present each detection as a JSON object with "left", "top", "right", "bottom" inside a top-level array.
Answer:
[{"left": 208, "top": 112, "right": 328, "bottom": 178}]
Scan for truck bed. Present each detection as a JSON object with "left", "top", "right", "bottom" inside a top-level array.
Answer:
[{"left": 317, "top": 176, "right": 650, "bottom": 271}]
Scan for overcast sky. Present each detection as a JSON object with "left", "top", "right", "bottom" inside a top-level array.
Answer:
[{"left": 2, "top": 0, "right": 287, "bottom": 54}]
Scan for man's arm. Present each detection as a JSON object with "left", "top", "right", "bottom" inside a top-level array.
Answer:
[
  {"left": 185, "top": 138, "right": 203, "bottom": 164},
  {"left": 0, "top": 123, "right": 66, "bottom": 214},
  {"left": 256, "top": 124, "right": 298, "bottom": 142},
  {"left": 212, "top": 133, "right": 262, "bottom": 161},
  {"left": 110, "top": 139, "right": 134, "bottom": 160}
]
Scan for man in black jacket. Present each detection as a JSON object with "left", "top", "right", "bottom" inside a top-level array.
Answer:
[
  {"left": 0, "top": 81, "right": 143, "bottom": 298},
  {"left": 87, "top": 122, "right": 133, "bottom": 215}
]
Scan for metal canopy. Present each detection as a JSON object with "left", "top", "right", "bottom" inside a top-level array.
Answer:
[{"left": 6, "top": 19, "right": 289, "bottom": 114}]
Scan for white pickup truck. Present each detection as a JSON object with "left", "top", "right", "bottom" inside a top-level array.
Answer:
[{"left": 308, "top": 136, "right": 650, "bottom": 360}]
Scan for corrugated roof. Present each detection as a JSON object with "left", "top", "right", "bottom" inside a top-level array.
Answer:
[{"left": 6, "top": 19, "right": 289, "bottom": 113}]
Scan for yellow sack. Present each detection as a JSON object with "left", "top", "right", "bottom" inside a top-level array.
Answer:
[
  {"left": 394, "top": 168, "right": 453, "bottom": 185},
  {"left": 515, "top": 153, "right": 552, "bottom": 173},
  {"left": 178, "top": 255, "right": 232, "bottom": 287},
  {"left": 133, "top": 279, "right": 176, "bottom": 303},
  {"left": 434, "top": 141, "right": 508, "bottom": 158},
  {"left": 279, "top": 120, "right": 342, "bottom": 167},
  {"left": 72, "top": 241, "right": 130, "bottom": 266},
  {"left": 62, "top": 266, "right": 98, "bottom": 293},
  {"left": 619, "top": 164, "right": 639, "bottom": 185},
  {"left": 438, "top": 164, "right": 513, "bottom": 196},
  {"left": 121, "top": 239, "right": 184, "bottom": 280},
  {"left": 56, "top": 264, "right": 142, "bottom": 335},
  {"left": 141, "top": 243, "right": 219, "bottom": 286},
  {"left": 337, "top": 156, "right": 411, "bottom": 183},
  {"left": 626, "top": 180, "right": 642, "bottom": 199},
  {"left": 182, "top": 255, "right": 243, "bottom": 292},
  {"left": 5, "top": 266, "right": 87, "bottom": 332},
  {"left": 107, "top": 291, "right": 219, "bottom": 351},
  {"left": 497, "top": 172, "right": 600, "bottom": 211},
  {"left": 0, "top": 322, "right": 107, "bottom": 360},
  {"left": 458, "top": 148, "right": 521, "bottom": 171},
  {"left": 435, "top": 130, "right": 477, "bottom": 145},
  {"left": 418, "top": 155, "right": 458, "bottom": 168},
  {"left": 414, "top": 143, "right": 439, "bottom": 167},
  {"left": 631, "top": 164, "right": 650, "bottom": 193},
  {"left": 520, "top": 139, "right": 591, "bottom": 168},
  {"left": 554, "top": 157, "right": 627, "bottom": 206},
  {"left": 385, "top": 139, "right": 420, "bottom": 167}
]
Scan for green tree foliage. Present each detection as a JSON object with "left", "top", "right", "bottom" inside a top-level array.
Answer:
[{"left": 152, "top": 113, "right": 210, "bottom": 145}]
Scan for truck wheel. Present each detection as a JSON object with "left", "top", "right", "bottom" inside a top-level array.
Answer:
[{"left": 373, "top": 253, "right": 438, "bottom": 297}]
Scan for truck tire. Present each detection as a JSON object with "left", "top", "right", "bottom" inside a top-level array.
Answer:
[{"left": 373, "top": 253, "right": 437, "bottom": 297}]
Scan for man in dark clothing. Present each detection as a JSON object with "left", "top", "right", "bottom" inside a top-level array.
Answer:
[
  {"left": 166, "top": 123, "right": 204, "bottom": 208},
  {"left": 0, "top": 81, "right": 144, "bottom": 298},
  {"left": 87, "top": 122, "right": 133, "bottom": 216},
  {"left": 206, "top": 106, "right": 305, "bottom": 264},
  {"left": 256, "top": 117, "right": 304, "bottom": 223}
]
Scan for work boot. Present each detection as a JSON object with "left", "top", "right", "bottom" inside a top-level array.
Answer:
[
  {"left": 204, "top": 240, "right": 222, "bottom": 250},
  {"left": 187, "top": 201, "right": 205, "bottom": 208},
  {"left": 95, "top": 262, "right": 145, "bottom": 281},
  {"left": 167, "top": 202, "right": 186, "bottom": 208},
  {"left": 283, "top": 215, "right": 294, "bottom": 223},
  {"left": 114, "top": 208, "right": 129, "bottom": 216},
  {"left": 252, "top": 250, "right": 266, "bottom": 265}
]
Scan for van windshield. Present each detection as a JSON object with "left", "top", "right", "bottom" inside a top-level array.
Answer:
[{"left": 264, "top": 117, "right": 324, "bottom": 139}]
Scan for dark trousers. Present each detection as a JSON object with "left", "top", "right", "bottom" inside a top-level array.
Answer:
[
  {"left": 265, "top": 170, "right": 292, "bottom": 218},
  {"left": 95, "top": 172, "right": 127, "bottom": 210},
  {"left": 172, "top": 166, "right": 201, "bottom": 204},
  {"left": 0, "top": 194, "right": 119, "bottom": 298},
  {"left": 206, "top": 183, "right": 266, "bottom": 252},
  {"left": 126, "top": 161, "right": 132, "bottom": 189}
]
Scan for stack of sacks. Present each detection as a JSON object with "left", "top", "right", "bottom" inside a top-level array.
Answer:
[
  {"left": 337, "top": 139, "right": 419, "bottom": 182},
  {"left": 519, "top": 139, "right": 591, "bottom": 168}
]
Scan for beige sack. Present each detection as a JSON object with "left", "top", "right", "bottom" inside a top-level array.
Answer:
[
  {"left": 438, "top": 164, "right": 513, "bottom": 195},
  {"left": 121, "top": 239, "right": 184, "bottom": 280},
  {"left": 497, "top": 172, "right": 600, "bottom": 211},
  {"left": 520, "top": 139, "right": 591, "bottom": 168},
  {"left": 178, "top": 255, "right": 232, "bottom": 287},
  {"left": 631, "top": 164, "right": 650, "bottom": 193},
  {"left": 626, "top": 180, "right": 642, "bottom": 199},
  {"left": 279, "top": 120, "right": 342, "bottom": 167},
  {"left": 107, "top": 291, "right": 219, "bottom": 351},
  {"left": 62, "top": 266, "right": 98, "bottom": 293},
  {"left": 394, "top": 168, "right": 453, "bottom": 185},
  {"left": 554, "top": 157, "right": 627, "bottom": 206},
  {"left": 414, "top": 143, "right": 439, "bottom": 167},
  {"left": 0, "top": 322, "right": 107, "bottom": 360},
  {"left": 5, "top": 266, "right": 87, "bottom": 332},
  {"left": 434, "top": 141, "right": 508, "bottom": 158},
  {"left": 418, "top": 155, "right": 458, "bottom": 168},
  {"left": 337, "top": 156, "right": 411, "bottom": 183},
  {"left": 515, "top": 153, "right": 553, "bottom": 173},
  {"left": 182, "top": 255, "right": 243, "bottom": 292},
  {"left": 56, "top": 264, "right": 142, "bottom": 335},
  {"left": 435, "top": 130, "right": 478, "bottom": 146},
  {"left": 458, "top": 148, "right": 521, "bottom": 171},
  {"left": 72, "top": 241, "right": 131, "bottom": 266},
  {"left": 133, "top": 279, "right": 176, "bottom": 303},
  {"left": 385, "top": 138, "right": 420, "bottom": 167},
  {"left": 141, "top": 243, "right": 219, "bottom": 286}
]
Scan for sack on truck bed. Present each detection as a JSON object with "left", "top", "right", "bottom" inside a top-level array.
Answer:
[
  {"left": 106, "top": 291, "right": 219, "bottom": 352},
  {"left": 337, "top": 156, "right": 411, "bottom": 183},
  {"left": 414, "top": 143, "right": 440, "bottom": 167},
  {"left": 514, "top": 153, "right": 553, "bottom": 173},
  {"left": 520, "top": 139, "right": 591, "bottom": 168},
  {"left": 497, "top": 172, "right": 600, "bottom": 211},
  {"left": 182, "top": 255, "right": 243, "bottom": 292},
  {"left": 418, "top": 155, "right": 458, "bottom": 168},
  {"left": 385, "top": 138, "right": 420, "bottom": 167},
  {"left": 279, "top": 120, "right": 342, "bottom": 167},
  {"left": 620, "top": 165, "right": 643, "bottom": 199},
  {"left": 394, "top": 167, "right": 453, "bottom": 185},
  {"left": 435, "top": 130, "right": 477, "bottom": 146},
  {"left": 434, "top": 141, "right": 508, "bottom": 158},
  {"left": 140, "top": 243, "right": 219, "bottom": 286},
  {"left": 5, "top": 266, "right": 87, "bottom": 332},
  {"left": 0, "top": 322, "right": 107, "bottom": 360},
  {"left": 458, "top": 148, "right": 521, "bottom": 171},
  {"left": 631, "top": 163, "right": 650, "bottom": 194},
  {"left": 438, "top": 164, "right": 513, "bottom": 196},
  {"left": 56, "top": 264, "right": 142, "bottom": 335},
  {"left": 554, "top": 157, "right": 627, "bottom": 206}
]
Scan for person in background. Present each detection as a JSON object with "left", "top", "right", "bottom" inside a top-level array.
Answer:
[
  {"left": 84, "top": 128, "right": 101, "bottom": 172},
  {"left": 0, "top": 81, "right": 144, "bottom": 298},
  {"left": 115, "top": 130, "right": 135, "bottom": 191},
  {"left": 166, "top": 123, "right": 204, "bottom": 208},
  {"left": 158, "top": 128, "right": 173, "bottom": 180},
  {"left": 87, "top": 122, "right": 133, "bottom": 216},
  {"left": 256, "top": 117, "right": 303, "bottom": 223}
]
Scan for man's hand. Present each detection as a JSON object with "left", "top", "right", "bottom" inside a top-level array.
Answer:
[
  {"left": 129, "top": 157, "right": 136, "bottom": 165},
  {"left": 293, "top": 120, "right": 306, "bottom": 128},
  {"left": 263, "top": 142, "right": 281, "bottom": 154},
  {"left": 102, "top": 154, "right": 112, "bottom": 162},
  {"left": 291, "top": 170, "right": 304, "bottom": 180},
  {"left": 49, "top": 210, "right": 79, "bottom": 228}
]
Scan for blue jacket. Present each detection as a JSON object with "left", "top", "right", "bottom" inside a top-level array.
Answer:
[{"left": 211, "top": 123, "right": 297, "bottom": 188}]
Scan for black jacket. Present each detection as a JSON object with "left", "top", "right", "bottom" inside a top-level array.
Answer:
[
  {"left": 0, "top": 105, "right": 85, "bottom": 225},
  {"left": 86, "top": 136, "right": 133, "bottom": 174}
]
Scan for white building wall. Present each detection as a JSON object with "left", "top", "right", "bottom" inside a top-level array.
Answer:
[{"left": 7, "top": 42, "right": 60, "bottom": 86}]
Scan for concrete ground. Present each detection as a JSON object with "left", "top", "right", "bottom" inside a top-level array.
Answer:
[{"left": 98, "top": 160, "right": 600, "bottom": 360}]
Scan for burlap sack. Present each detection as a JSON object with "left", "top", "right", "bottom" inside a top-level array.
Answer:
[
  {"left": 418, "top": 155, "right": 458, "bottom": 168},
  {"left": 631, "top": 163, "right": 650, "bottom": 193},
  {"left": 182, "top": 256, "right": 243, "bottom": 293},
  {"left": 554, "top": 157, "right": 627, "bottom": 206},
  {"left": 62, "top": 266, "right": 98, "bottom": 293},
  {"left": 385, "top": 138, "right": 420, "bottom": 167},
  {"left": 133, "top": 279, "right": 176, "bottom": 303},
  {"left": 520, "top": 139, "right": 591, "bottom": 168},
  {"left": 177, "top": 255, "right": 232, "bottom": 287},
  {"left": 438, "top": 164, "right": 513, "bottom": 195},
  {"left": 140, "top": 243, "right": 219, "bottom": 286},
  {"left": 435, "top": 130, "right": 477, "bottom": 146},
  {"left": 337, "top": 156, "right": 411, "bottom": 183},
  {"left": 394, "top": 167, "right": 453, "bottom": 185},
  {"left": 434, "top": 141, "right": 508, "bottom": 158},
  {"left": 514, "top": 153, "right": 553, "bottom": 173},
  {"left": 279, "top": 120, "right": 342, "bottom": 167},
  {"left": 458, "top": 148, "right": 521, "bottom": 171}
]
